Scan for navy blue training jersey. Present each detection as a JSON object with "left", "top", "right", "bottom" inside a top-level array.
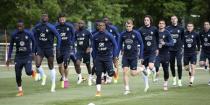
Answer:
[
  {"left": 55, "top": 22, "right": 75, "bottom": 50},
  {"left": 8, "top": 29, "right": 35, "bottom": 59},
  {"left": 92, "top": 31, "right": 118, "bottom": 59},
  {"left": 138, "top": 26, "right": 159, "bottom": 54},
  {"left": 119, "top": 30, "right": 144, "bottom": 59},
  {"left": 75, "top": 28, "right": 92, "bottom": 51},
  {"left": 33, "top": 22, "right": 61, "bottom": 49},
  {"left": 183, "top": 31, "right": 200, "bottom": 54},
  {"left": 158, "top": 29, "right": 174, "bottom": 55},
  {"left": 199, "top": 29, "right": 210, "bottom": 54},
  {"left": 106, "top": 24, "right": 120, "bottom": 43},
  {"left": 166, "top": 25, "right": 184, "bottom": 51}
]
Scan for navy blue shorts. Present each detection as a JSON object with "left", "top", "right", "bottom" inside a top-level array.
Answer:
[
  {"left": 56, "top": 50, "right": 71, "bottom": 64},
  {"left": 200, "top": 49, "right": 210, "bottom": 63},
  {"left": 36, "top": 47, "right": 54, "bottom": 58},
  {"left": 155, "top": 54, "right": 170, "bottom": 69},
  {"left": 184, "top": 53, "right": 197, "bottom": 65},
  {"left": 15, "top": 55, "right": 33, "bottom": 76},
  {"left": 122, "top": 56, "right": 137, "bottom": 70},
  {"left": 142, "top": 52, "right": 156, "bottom": 67},
  {"left": 76, "top": 51, "right": 90, "bottom": 63},
  {"left": 94, "top": 57, "right": 114, "bottom": 76}
]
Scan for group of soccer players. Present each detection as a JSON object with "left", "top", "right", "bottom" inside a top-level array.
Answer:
[{"left": 6, "top": 13, "right": 210, "bottom": 97}]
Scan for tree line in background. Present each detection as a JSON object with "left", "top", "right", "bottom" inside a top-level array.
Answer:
[{"left": 0, "top": 0, "right": 210, "bottom": 30}]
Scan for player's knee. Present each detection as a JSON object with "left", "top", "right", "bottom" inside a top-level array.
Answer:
[{"left": 64, "top": 62, "right": 68, "bottom": 69}]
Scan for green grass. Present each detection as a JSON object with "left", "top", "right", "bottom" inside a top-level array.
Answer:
[{"left": 0, "top": 66, "right": 210, "bottom": 105}]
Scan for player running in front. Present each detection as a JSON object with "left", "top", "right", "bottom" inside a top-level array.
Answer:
[
  {"left": 33, "top": 13, "right": 61, "bottom": 92},
  {"left": 118, "top": 19, "right": 144, "bottom": 95},
  {"left": 92, "top": 20, "right": 118, "bottom": 96},
  {"left": 199, "top": 21, "right": 210, "bottom": 85},
  {"left": 183, "top": 22, "right": 200, "bottom": 86},
  {"left": 6, "top": 20, "right": 36, "bottom": 96},
  {"left": 155, "top": 20, "right": 174, "bottom": 90},
  {"left": 166, "top": 15, "right": 185, "bottom": 87},
  {"left": 75, "top": 20, "right": 93, "bottom": 86},
  {"left": 55, "top": 13, "right": 75, "bottom": 88},
  {"left": 138, "top": 15, "right": 159, "bottom": 92}
]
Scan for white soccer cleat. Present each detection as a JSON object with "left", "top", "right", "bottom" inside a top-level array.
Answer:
[
  {"left": 124, "top": 90, "right": 131, "bottom": 95},
  {"left": 41, "top": 75, "right": 47, "bottom": 86},
  {"left": 163, "top": 81, "right": 168, "bottom": 91},
  {"left": 172, "top": 77, "right": 177, "bottom": 86},
  {"left": 208, "top": 80, "right": 210, "bottom": 86},
  {"left": 51, "top": 83, "right": 56, "bottom": 92},
  {"left": 77, "top": 78, "right": 83, "bottom": 85},
  {"left": 178, "top": 80, "right": 182, "bottom": 87},
  {"left": 144, "top": 85, "right": 149, "bottom": 92}
]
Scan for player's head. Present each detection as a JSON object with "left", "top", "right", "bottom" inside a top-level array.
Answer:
[
  {"left": 158, "top": 20, "right": 166, "bottom": 30},
  {"left": 171, "top": 15, "right": 178, "bottom": 25},
  {"left": 98, "top": 21, "right": 106, "bottom": 32},
  {"left": 58, "top": 13, "right": 66, "bottom": 24},
  {"left": 103, "top": 17, "right": 110, "bottom": 25},
  {"left": 78, "top": 20, "right": 85, "bottom": 29},
  {"left": 41, "top": 13, "right": 49, "bottom": 23},
  {"left": 17, "top": 20, "right": 24, "bottom": 31},
  {"left": 125, "top": 19, "right": 134, "bottom": 32},
  {"left": 187, "top": 22, "right": 194, "bottom": 32},
  {"left": 74, "top": 22, "right": 79, "bottom": 31},
  {"left": 144, "top": 15, "right": 153, "bottom": 27},
  {"left": 204, "top": 21, "right": 210, "bottom": 31}
]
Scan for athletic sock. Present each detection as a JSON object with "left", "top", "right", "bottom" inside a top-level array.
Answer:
[
  {"left": 50, "top": 68, "right": 56, "bottom": 84},
  {"left": 96, "top": 84, "right": 101, "bottom": 92},
  {"left": 38, "top": 66, "right": 45, "bottom": 77}
]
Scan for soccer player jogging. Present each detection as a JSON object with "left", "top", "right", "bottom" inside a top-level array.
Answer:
[
  {"left": 199, "top": 21, "right": 210, "bottom": 85},
  {"left": 92, "top": 21, "right": 118, "bottom": 96},
  {"left": 138, "top": 15, "right": 159, "bottom": 92},
  {"left": 118, "top": 19, "right": 144, "bottom": 95},
  {"left": 166, "top": 15, "right": 184, "bottom": 87},
  {"left": 103, "top": 17, "right": 120, "bottom": 83},
  {"left": 75, "top": 20, "right": 93, "bottom": 86},
  {"left": 33, "top": 13, "right": 61, "bottom": 92},
  {"left": 155, "top": 20, "right": 174, "bottom": 90},
  {"left": 55, "top": 13, "right": 75, "bottom": 88},
  {"left": 183, "top": 23, "right": 200, "bottom": 86},
  {"left": 6, "top": 20, "right": 36, "bottom": 96}
]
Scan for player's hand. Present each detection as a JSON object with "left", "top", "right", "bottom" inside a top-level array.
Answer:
[
  {"left": 113, "top": 57, "right": 118, "bottom": 68},
  {"left": 155, "top": 50, "right": 159, "bottom": 56},
  {"left": 86, "top": 47, "right": 91, "bottom": 53},
  {"left": 160, "top": 41, "right": 165, "bottom": 45},
  {"left": 6, "top": 59, "right": 11, "bottom": 67}
]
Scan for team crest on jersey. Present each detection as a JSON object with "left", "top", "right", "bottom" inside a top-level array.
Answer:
[
  {"left": 204, "top": 38, "right": 208, "bottom": 42},
  {"left": 177, "top": 30, "right": 180, "bottom": 33},
  {"left": 110, "top": 29, "right": 112, "bottom": 32},
  {"left": 162, "top": 35, "right": 165, "bottom": 39},
  {"left": 25, "top": 36, "right": 28, "bottom": 39},
  {"left": 127, "top": 45, "right": 131, "bottom": 50},
  {"left": 132, "top": 34, "right": 135, "bottom": 38},
  {"left": 105, "top": 38, "right": 108, "bottom": 41},
  {"left": 82, "top": 33, "right": 85, "bottom": 36},
  {"left": 191, "top": 35, "right": 194, "bottom": 38},
  {"left": 208, "top": 34, "right": 210, "bottom": 37},
  {"left": 147, "top": 41, "right": 151, "bottom": 46},
  {"left": 151, "top": 31, "right": 153, "bottom": 35},
  {"left": 20, "top": 41, "right": 25, "bottom": 46},
  {"left": 67, "top": 28, "right": 69, "bottom": 31},
  {"left": 46, "top": 29, "right": 49, "bottom": 32}
]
